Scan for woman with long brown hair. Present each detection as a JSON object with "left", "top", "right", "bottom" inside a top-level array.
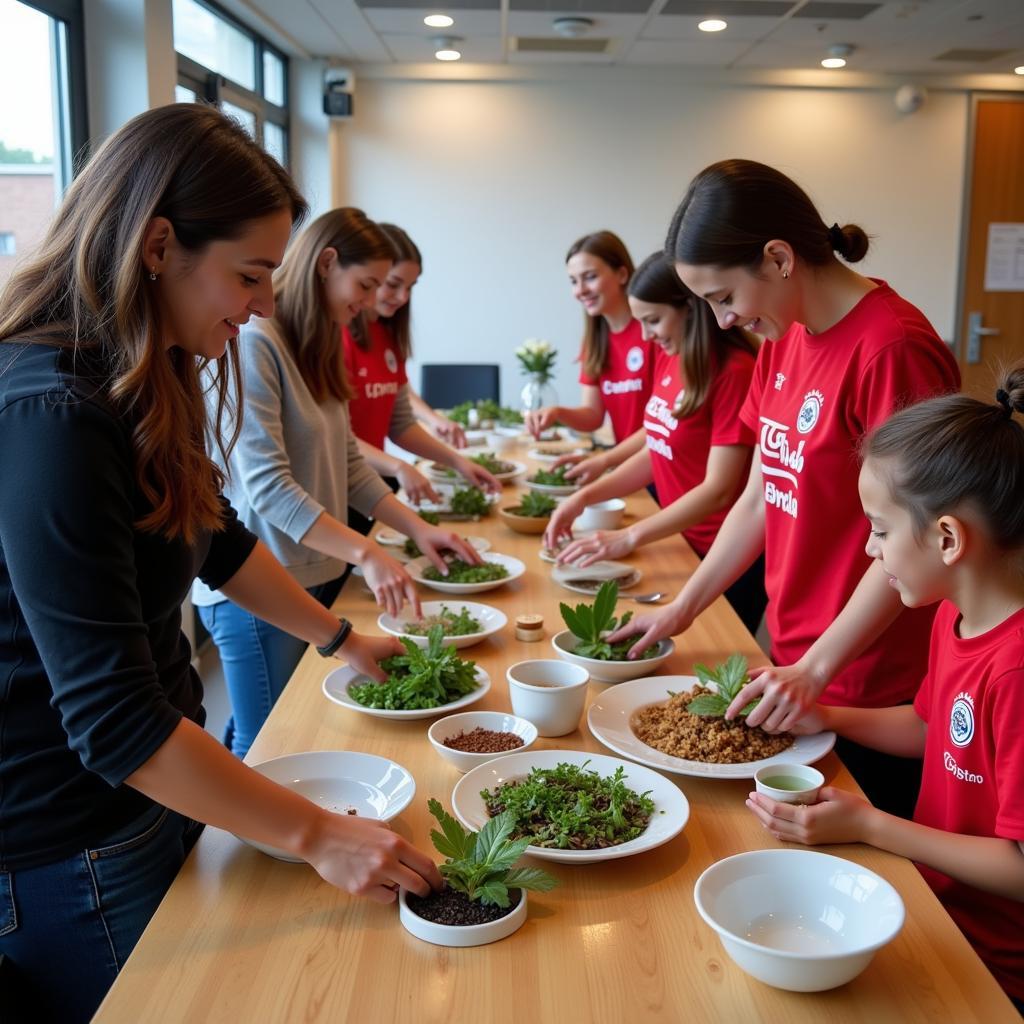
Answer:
[
  {"left": 544, "top": 252, "right": 766, "bottom": 633},
  {"left": 193, "top": 208, "right": 482, "bottom": 758},
  {"left": 0, "top": 105, "right": 440, "bottom": 1022},
  {"left": 524, "top": 231, "right": 656, "bottom": 486}
]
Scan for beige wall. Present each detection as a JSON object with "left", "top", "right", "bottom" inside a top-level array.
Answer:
[{"left": 336, "top": 74, "right": 967, "bottom": 407}]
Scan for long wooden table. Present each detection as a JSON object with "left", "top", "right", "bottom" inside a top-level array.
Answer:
[{"left": 95, "top": 443, "right": 1017, "bottom": 1022}]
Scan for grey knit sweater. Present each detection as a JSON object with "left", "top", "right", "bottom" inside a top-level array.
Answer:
[{"left": 192, "top": 322, "right": 391, "bottom": 606}]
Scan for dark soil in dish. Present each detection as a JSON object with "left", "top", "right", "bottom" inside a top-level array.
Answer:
[{"left": 407, "top": 887, "right": 521, "bottom": 926}]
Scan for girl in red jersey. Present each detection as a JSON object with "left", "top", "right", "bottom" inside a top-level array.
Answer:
[
  {"left": 746, "top": 372, "right": 1024, "bottom": 1010},
  {"left": 343, "top": 224, "right": 498, "bottom": 517},
  {"left": 543, "top": 253, "right": 766, "bottom": 634},
  {"left": 610, "top": 160, "right": 960, "bottom": 818},
  {"left": 524, "top": 231, "right": 655, "bottom": 486}
]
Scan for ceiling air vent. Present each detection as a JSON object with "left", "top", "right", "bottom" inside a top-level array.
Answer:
[
  {"left": 933, "top": 48, "right": 1015, "bottom": 63},
  {"left": 793, "top": 2, "right": 881, "bottom": 18},
  {"left": 513, "top": 36, "right": 610, "bottom": 53}
]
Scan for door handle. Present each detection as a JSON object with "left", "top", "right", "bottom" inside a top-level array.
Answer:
[{"left": 966, "top": 312, "right": 999, "bottom": 365}]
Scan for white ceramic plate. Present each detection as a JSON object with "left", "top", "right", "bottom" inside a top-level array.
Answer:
[
  {"left": 554, "top": 568, "right": 643, "bottom": 595},
  {"left": 241, "top": 751, "right": 416, "bottom": 861},
  {"left": 323, "top": 663, "right": 491, "bottom": 720},
  {"left": 451, "top": 749, "right": 689, "bottom": 864},
  {"left": 378, "top": 600, "right": 507, "bottom": 649},
  {"left": 405, "top": 552, "right": 526, "bottom": 595},
  {"left": 528, "top": 446, "right": 586, "bottom": 464},
  {"left": 422, "top": 458, "right": 527, "bottom": 483},
  {"left": 410, "top": 487, "right": 503, "bottom": 517},
  {"left": 374, "top": 530, "right": 490, "bottom": 557},
  {"left": 587, "top": 675, "right": 837, "bottom": 779},
  {"left": 525, "top": 477, "right": 579, "bottom": 497}
]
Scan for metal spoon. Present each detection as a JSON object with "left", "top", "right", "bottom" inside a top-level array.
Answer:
[{"left": 623, "top": 591, "right": 666, "bottom": 604}]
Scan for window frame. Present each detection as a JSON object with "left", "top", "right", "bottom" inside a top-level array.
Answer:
[{"left": 173, "top": 0, "right": 289, "bottom": 166}]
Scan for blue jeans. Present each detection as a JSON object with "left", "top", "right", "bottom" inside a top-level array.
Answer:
[
  {"left": 198, "top": 578, "right": 341, "bottom": 758},
  {"left": 0, "top": 802, "right": 202, "bottom": 1024}
]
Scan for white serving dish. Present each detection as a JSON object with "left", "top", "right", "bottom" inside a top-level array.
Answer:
[
  {"left": 506, "top": 659, "right": 590, "bottom": 737},
  {"left": 428, "top": 711, "right": 539, "bottom": 773},
  {"left": 586, "top": 675, "right": 837, "bottom": 779},
  {"left": 525, "top": 477, "right": 579, "bottom": 497},
  {"left": 451, "top": 749, "right": 689, "bottom": 864},
  {"left": 550, "top": 629, "right": 674, "bottom": 684},
  {"left": 378, "top": 600, "right": 507, "bottom": 650},
  {"left": 322, "top": 664, "right": 491, "bottom": 720},
  {"left": 405, "top": 552, "right": 526, "bottom": 595},
  {"left": 241, "top": 751, "right": 415, "bottom": 861},
  {"left": 423, "top": 458, "right": 527, "bottom": 484},
  {"left": 694, "top": 849, "right": 905, "bottom": 991},
  {"left": 574, "top": 498, "right": 626, "bottom": 531},
  {"left": 398, "top": 886, "right": 528, "bottom": 947}
]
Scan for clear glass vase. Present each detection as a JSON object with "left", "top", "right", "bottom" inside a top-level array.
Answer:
[{"left": 520, "top": 373, "right": 558, "bottom": 415}]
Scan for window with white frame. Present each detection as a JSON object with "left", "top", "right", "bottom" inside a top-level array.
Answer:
[{"left": 171, "top": 0, "right": 289, "bottom": 166}]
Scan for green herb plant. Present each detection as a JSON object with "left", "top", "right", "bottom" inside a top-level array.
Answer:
[
  {"left": 684, "top": 654, "right": 760, "bottom": 718},
  {"left": 509, "top": 491, "right": 557, "bottom": 518},
  {"left": 481, "top": 761, "right": 654, "bottom": 851},
  {"left": 559, "top": 580, "right": 659, "bottom": 661},
  {"left": 529, "top": 465, "right": 573, "bottom": 487},
  {"left": 403, "top": 605, "right": 483, "bottom": 637},
  {"left": 449, "top": 400, "right": 523, "bottom": 428},
  {"left": 422, "top": 558, "right": 508, "bottom": 584},
  {"left": 427, "top": 799, "right": 558, "bottom": 908},
  {"left": 347, "top": 626, "right": 479, "bottom": 710},
  {"left": 417, "top": 509, "right": 441, "bottom": 526},
  {"left": 450, "top": 486, "right": 490, "bottom": 518}
]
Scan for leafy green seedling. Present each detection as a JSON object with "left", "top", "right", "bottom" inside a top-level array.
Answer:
[
  {"left": 559, "top": 580, "right": 658, "bottom": 661},
  {"left": 685, "top": 654, "right": 760, "bottom": 717},
  {"left": 427, "top": 799, "right": 558, "bottom": 908},
  {"left": 511, "top": 491, "right": 557, "bottom": 518}
]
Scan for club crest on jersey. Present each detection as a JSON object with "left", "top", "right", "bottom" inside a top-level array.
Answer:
[
  {"left": 661, "top": 375, "right": 672, "bottom": 387},
  {"left": 384, "top": 349, "right": 398, "bottom": 373},
  {"left": 949, "top": 692, "right": 975, "bottom": 748},
  {"left": 796, "top": 390, "right": 824, "bottom": 434},
  {"left": 626, "top": 346, "right": 645, "bottom": 372}
]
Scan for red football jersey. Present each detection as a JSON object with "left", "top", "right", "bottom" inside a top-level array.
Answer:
[
  {"left": 579, "top": 319, "right": 655, "bottom": 443},
  {"left": 342, "top": 320, "right": 408, "bottom": 449}
]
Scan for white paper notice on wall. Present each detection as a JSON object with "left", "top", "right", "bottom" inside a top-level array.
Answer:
[{"left": 984, "top": 223, "right": 1024, "bottom": 292}]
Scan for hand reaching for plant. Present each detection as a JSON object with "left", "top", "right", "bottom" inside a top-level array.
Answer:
[
  {"left": 746, "top": 787, "right": 874, "bottom": 847},
  {"left": 557, "top": 528, "right": 636, "bottom": 568},
  {"left": 360, "top": 546, "right": 421, "bottom": 619},
  {"left": 335, "top": 632, "right": 404, "bottom": 683},
  {"left": 725, "top": 660, "right": 830, "bottom": 732},
  {"left": 453, "top": 457, "right": 501, "bottom": 494},
  {"left": 550, "top": 452, "right": 587, "bottom": 473},
  {"left": 544, "top": 494, "right": 585, "bottom": 552},
  {"left": 303, "top": 812, "right": 442, "bottom": 904},
  {"left": 412, "top": 525, "right": 482, "bottom": 576},
  {"left": 605, "top": 595, "right": 693, "bottom": 659},
  {"left": 563, "top": 454, "right": 607, "bottom": 485},
  {"left": 395, "top": 462, "right": 441, "bottom": 506},
  {"left": 524, "top": 406, "right": 559, "bottom": 439},
  {"left": 430, "top": 416, "right": 466, "bottom": 449}
]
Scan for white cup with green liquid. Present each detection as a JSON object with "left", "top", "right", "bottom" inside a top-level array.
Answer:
[{"left": 753, "top": 763, "right": 825, "bottom": 805}]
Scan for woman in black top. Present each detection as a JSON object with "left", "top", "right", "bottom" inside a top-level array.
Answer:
[{"left": 0, "top": 104, "right": 440, "bottom": 1023}]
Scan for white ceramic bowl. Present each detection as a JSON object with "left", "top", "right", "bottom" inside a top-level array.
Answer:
[
  {"left": 405, "top": 552, "right": 526, "bottom": 595},
  {"left": 694, "top": 849, "right": 905, "bottom": 992},
  {"left": 377, "top": 600, "right": 507, "bottom": 650},
  {"left": 398, "top": 886, "right": 527, "bottom": 947},
  {"left": 242, "top": 751, "right": 415, "bottom": 861},
  {"left": 574, "top": 498, "right": 626, "bottom": 531},
  {"left": 550, "top": 629, "right": 675, "bottom": 684},
  {"left": 428, "top": 711, "right": 539, "bottom": 772},
  {"left": 486, "top": 431, "right": 517, "bottom": 454},
  {"left": 323, "top": 664, "right": 491, "bottom": 720},
  {"left": 754, "top": 763, "right": 825, "bottom": 805},
  {"left": 506, "top": 659, "right": 589, "bottom": 736}
]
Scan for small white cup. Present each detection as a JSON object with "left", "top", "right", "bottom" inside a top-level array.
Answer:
[
  {"left": 486, "top": 432, "right": 515, "bottom": 454},
  {"left": 506, "top": 659, "right": 589, "bottom": 736},
  {"left": 574, "top": 498, "right": 626, "bottom": 532},
  {"left": 754, "top": 763, "right": 825, "bottom": 805}
]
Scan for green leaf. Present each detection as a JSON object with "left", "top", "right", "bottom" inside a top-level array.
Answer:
[
  {"left": 501, "top": 867, "right": 559, "bottom": 893},
  {"left": 738, "top": 698, "right": 761, "bottom": 716},
  {"left": 685, "top": 694, "right": 730, "bottom": 717},
  {"left": 559, "top": 601, "right": 588, "bottom": 640},
  {"left": 718, "top": 654, "right": 750, "bottom": 701},
  {"left": 473, "top": 809, "right": 515, "bottom": 866},
  {"left": 428, "top": 799, "right": 476, "bottom": 861},
  {"left": 591, "top": 580, "right": 618, "bottom": 634},
  {"left": 475, "top": 880, "right": 511, "bottom": 908}
]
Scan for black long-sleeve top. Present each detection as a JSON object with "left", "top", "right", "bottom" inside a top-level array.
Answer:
[{"left": 0, "top": 341, "right": 257, "bottom": 869}]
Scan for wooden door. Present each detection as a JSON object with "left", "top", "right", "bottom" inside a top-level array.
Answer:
[{"left": 958, "top": 97, "right": 1024, "bottom": 397}]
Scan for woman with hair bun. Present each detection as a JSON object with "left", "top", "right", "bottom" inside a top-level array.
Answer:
[{"left": 611, "top": 159, "right": 960, "bottom": 817}]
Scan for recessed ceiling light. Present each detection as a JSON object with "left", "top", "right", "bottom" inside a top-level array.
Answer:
[
  {"left": 435, "top": 48, "right": 461, "bottom": 60},
  {"left": 433, "top": 36, "right": 462, "bottom": 60},
  {"left": 424, "top": 14, "right": 454, "bottom": 28},
  {"left": 698, "top": 19, "right": 727, "bottom": 32},
  {"left": 821, "top": 57, "right": 846, "bottom": 68},
  {"left": 1016, "top": 65, "right": 1024, "bottom": 75},
  {"left": 822, "top": 43, "right": 853, "bottom": 69}
]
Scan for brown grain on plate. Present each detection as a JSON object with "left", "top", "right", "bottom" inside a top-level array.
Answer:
[{"left": 630, "top": 686, "right": 794, "bottom": 764}]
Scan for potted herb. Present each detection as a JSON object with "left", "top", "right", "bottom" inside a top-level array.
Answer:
[
  {"left": 399, "top": 799, "right": 558, "bottom": 947},
  {"left": 449, "top": 399, "right": 523, "bottom": 429},
  {"left": 499, "top": 490, "right": 557, "bottom": 534},
  {"left": 552, "top": 581, "right": 675, "bottom": 683}
]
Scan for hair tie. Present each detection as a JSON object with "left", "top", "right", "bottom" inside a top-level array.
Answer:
[
  {"left": 995, "top": 388, "right": 1014, "bottom": 419},
  {"left": 828, "top": 223, "right": 845, "bottom": 251}
]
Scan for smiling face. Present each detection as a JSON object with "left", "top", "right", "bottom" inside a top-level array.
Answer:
[
  {"left": 858, "top": 458, "right": 948, "bottom": 608},
  {"left": 567, "top": 251, "right": 629, "bottom": 319},
  {"left": 628, "top": 296, "right": 687, "bottom": 355},
  {"left": 151, "top": 208, "right": 293, "bottom": 358},
  {"left": 675, "top": 251, "right": 797, "bottom": 341},
  {"left": 320, "top": 255, "right": 392, "bottom": 327},
  {"left": 374, "top": 259, "right": 421, "bottom": 318}
]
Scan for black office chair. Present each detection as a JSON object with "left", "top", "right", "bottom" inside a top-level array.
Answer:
[{"left": 420, "top": 363, "right": 500, "bottom": 410}]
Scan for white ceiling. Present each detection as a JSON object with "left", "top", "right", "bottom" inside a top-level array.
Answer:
[{"left": 238, "top": 0, "right": 1024, "bottom": 75}]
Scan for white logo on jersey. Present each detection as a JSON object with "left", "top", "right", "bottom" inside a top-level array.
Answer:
[
  {"left": 358, "top": 367, "right": 368, "bottom": 377},
  {"left": 625, "top": 346, "right": 645, "bottom": 372},
  {"left": 661, "top": 375, "right": 672, "bottom": 387},
  {"left": 774, "top": 373, "right": 786, "bottom": 391},
  {"left": 950, "top": 692, "right": 975, "bottom": 748},
  {"left": 384, "top": 349, "right": 398, "bottom": 374},
  {"left": 758, "top": 416, "right": 807, "bottom": 520},
  {"left": 944, "top": 752, "right": 984, "bottom": 785},
  {"left": 796, "top": 390, "right": 824, "bottom": 434}
]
